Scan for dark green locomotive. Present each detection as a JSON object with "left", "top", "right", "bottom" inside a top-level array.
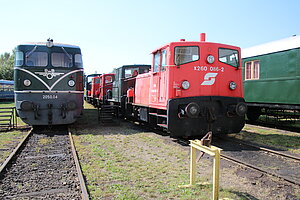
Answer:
[
  {"left": 14, "top": 39, "right": 84, "bottom": 125},
  {"left": 242, "top": 35, "right": 300, "bottom": 121}
]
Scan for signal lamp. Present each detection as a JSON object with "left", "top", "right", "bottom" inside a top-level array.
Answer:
[
  {"left": 68, "top": 80, "right": 75, "bottom": 87},
  {"left": 181, "top": 80, "right": 190, "bottom": 90},
  {"left": 229, "top": 81, "right": 237, "bottom": 90},
  {"left": 24, "top": 79, "right": 31, "bottom": 87},
  {"left": 207, "top": 55, "right": 215, "bottom": 64}
]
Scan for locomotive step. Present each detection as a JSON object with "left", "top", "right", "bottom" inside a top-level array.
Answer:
[
  {"left": 149, "top": 113, "right": 167, "bottom": 118},
  {"left": 157, "top": 124, "right": 168, "bottom": 128}
]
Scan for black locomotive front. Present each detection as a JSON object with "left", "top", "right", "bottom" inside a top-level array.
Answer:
[{"left": 14, "top": 40, "right": 84, "bottom": 125}]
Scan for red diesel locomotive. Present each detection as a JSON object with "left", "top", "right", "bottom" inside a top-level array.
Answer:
[
  {"left": 126, "top": 34, "right": 247, "bottom": 137},
  {"left": 88, "top": 73, "right": 115, "bottom": 106}
]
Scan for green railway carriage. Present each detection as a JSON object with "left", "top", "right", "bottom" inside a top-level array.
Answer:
[
  {"left": 14, "top": 39, "right": 84, "bottom": 125},
  {"left": 242, "top": 35, "right": 300, "bottom": 121}
]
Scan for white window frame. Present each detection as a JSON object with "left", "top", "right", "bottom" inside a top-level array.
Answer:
[{"left": 245, "top": 60, "right": 260, "bottom": 80}]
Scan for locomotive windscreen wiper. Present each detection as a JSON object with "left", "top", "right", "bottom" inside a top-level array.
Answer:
[
  {"left": 61, "top": 47, "right": 72, "bottom": 60},
  {"left": 26, "top": 45, "right": 37, "bottom": 58}
]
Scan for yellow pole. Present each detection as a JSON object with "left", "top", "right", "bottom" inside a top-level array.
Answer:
[
  {"left": 213, "top": 148, "right": 220, "bottom": 200},
  {"left": 190, "top": 146, "right": 197, "bottom": 185}
]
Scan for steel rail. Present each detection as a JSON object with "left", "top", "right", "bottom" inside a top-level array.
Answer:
[
  {"left": 220, "top": 153, "right": 300, "bottom": 186},
  {"left": 68, "top": 128, "right": 89, "bottom": 200},
  {"left": 0, "top": 129, "right": 32, "bottom": 174},
  {"left": 178, "top": 138, "right": 300, "bottom": 186},
  {"left": 223, "top": 137, "right": 300, "bottom": 162}
]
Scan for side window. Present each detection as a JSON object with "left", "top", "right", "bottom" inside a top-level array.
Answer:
[
  {"left": 161, "top": 50, "right": 167, "bottom": 71},
  {"left": 174, "top": 46, "right": 199, "bottom": 66},
  {"left": 75, "top": 54, "right": 83, "bottom": 67},
  {"left": 105, "top": 76, "right": 113, "bottom": 83},
  {"left": 52, "top": 53, "right": 73, "bottom": 67},
  {"left": 219, "top": 48, "right": 239, "bottom": 68},
  {"left": 153, "top": 52, "right": 160, "bottom": 72},
  {"left": 245, "top": 60, "right": 260, "bottom": 80},
  {"left": 26, "top": 52, "right": 48, "bottom": 67},
  {"left": 15, "top": 51, "right": 24, "bottom": 66}
]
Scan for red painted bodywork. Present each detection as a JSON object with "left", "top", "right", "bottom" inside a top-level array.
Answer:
[
  {"left": 134, "top": 36, "right": 243, "bottom": 110},
  {"left": 98, "top": 73, "right": 115, "bottom": 101},
  {"left": 91, "top": 76, "right": 101, "bottom": 98}
]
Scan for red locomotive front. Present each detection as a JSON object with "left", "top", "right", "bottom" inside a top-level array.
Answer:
[
  {"left": 133, "top": 34, "right": 246, "bottom": 137},
  {"left": 98, "top": 73, "right": 115, "bottom": 103}
]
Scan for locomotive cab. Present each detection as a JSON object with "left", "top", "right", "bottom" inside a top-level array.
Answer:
[
  {"left": 14, "top": 40, "right": 84, "bottom": 125},
  {"left": 133, "top": 34, "right": 247, "bottom": 137}
]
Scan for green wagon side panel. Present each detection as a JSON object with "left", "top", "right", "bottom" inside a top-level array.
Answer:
[{"left": 243, "top": 48, "right": 300, "bottom": 105}]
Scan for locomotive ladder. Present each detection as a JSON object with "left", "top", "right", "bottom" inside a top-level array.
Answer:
[
  {"left": 98, "top": 105, "right": 120, "bottom": 125},
  {"left": 0, "top": 107, "right": 17, "bottom": 131}
]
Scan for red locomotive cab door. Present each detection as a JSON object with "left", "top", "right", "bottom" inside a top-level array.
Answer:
[
  {"left": 152, "top": 50, "right": 167, "bottom": 105},
  {"left": 158, "top": 49, "right": 168, "bottom": 103}
]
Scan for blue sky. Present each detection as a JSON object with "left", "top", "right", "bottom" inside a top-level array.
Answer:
[{"left": 1, "top": 0, "right": 299, "bottom": 74}]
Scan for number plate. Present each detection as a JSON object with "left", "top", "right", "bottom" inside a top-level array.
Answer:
[{"left": 42, "top": 95, "right": 58, "bottom": 99}]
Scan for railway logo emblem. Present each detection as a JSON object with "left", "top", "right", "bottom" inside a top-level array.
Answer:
[
  {"left": 35, "top": 69, "right": 64, "bottom": 80},
  {"left": 201, "top": 73, "right": 218, "bottom": 85}
]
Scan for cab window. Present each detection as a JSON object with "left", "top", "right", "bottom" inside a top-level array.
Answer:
[
  {"left": 15, "top": 51, "right": 24, "bottom": 66},
  {"left": 161, "top": 50, "right": 167, "bottom": 71},
  {"left": 75, "top": 54, "right": 83, "bottom": 67},
  {"left": 218, "top": 48, "right": 239, "bottom": 67},
  {"left": 105, "top": 76, "right": 113, "bottom": 83},
  {"left": 174, "top": 46, "right": 199, "bottom": 66},
  {"left": 153, "top": 52, "right": 160, "bottom": 72},
  {"left": 26, "top": 52, "right": 48, "bottom": 67},
  {"left": 52, "top": 53, "right": 73, "bottom": 67}
]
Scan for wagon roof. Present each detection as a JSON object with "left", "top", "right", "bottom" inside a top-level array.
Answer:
[{"left": 242, "top": 35, "right": 300, "bottom": 58}]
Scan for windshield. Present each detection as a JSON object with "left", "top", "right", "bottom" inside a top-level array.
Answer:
[
  {"left": 218, "top": 48, "right": 239, "bottom": 68},
  {"left": 25, "top": 51, "right": 48, "bottom": 67},
  {"left": 52, "top": 52, "right": 73, "bottom": 67},
  {"left": 174, "top": 46, "right": 199, "bottom": 66}
]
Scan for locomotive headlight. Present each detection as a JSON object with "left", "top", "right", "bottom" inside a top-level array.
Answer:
[
  {"left": 229, "top": 81, "right": 237, "bottom": 90},
  {"left": 24, "top": 79, "right": 31, "bottom": 87},
  {"left": 68, "top": 79, "right": 75, "bottom": 87},
  {"left": 235, "top": 102, "right": 247, "bottom": 116},
  {"left": 181, "top": 80, "right": 190, "bottom": 90},
  {"left": 207, "top": 55, "right": 215, "bottom": 64},
  {"left": 185, "top": 102, "right": 200, "bottom": 118}
]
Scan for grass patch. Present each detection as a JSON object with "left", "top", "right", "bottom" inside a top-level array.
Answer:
[
  {"left": 71, "top": 102, "right": 242, "bottom": 199},
  {"left": 0, "top": 130, "right": 28, "bottom": 164}
]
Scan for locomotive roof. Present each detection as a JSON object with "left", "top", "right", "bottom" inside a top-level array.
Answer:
[
  {"left": 18, "top": 42, "right": 80, "bottom": 49},
  {"left": 242, "top": 35, "right": 300, "bottom": 58}
]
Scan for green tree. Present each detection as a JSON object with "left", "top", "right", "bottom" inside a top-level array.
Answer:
[{"left": 0, "top": 51, "right": 14, "bottom": 80}]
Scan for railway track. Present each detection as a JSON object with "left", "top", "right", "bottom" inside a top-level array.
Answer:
[
  {"left": 212, "top": 137, "right": 300, "bottom": 186},
  {"left": 0, "top": 126, "right": 89, "bottom": 199}
]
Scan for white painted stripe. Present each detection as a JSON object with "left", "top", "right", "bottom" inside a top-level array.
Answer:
[
  {"left": 14, "top": 68, "right": 84, "bottom": 91},
  {"left": 15, "top": 67, "right": 51, "bottom": 90},
  {"left": 50, "top": 69, "right": 83, "bottom": 90},
  {"left": 15, "top": 90, "right": 84, "bottom": 94}
]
